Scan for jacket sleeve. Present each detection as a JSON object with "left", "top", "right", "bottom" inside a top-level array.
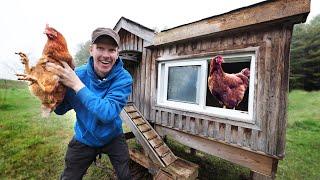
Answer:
[
  {"left": 75, "top": 76, "right": 132, "bottom": 123},
  {"left": 54, "top": 89, "right": 72, "bottom": 115}
]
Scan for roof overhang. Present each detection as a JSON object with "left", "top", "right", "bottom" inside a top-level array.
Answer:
[
  {"left": 152, "top": 0, "right": 310, "bottom": 47},
  {"left": 114, "top": 17, "right": 156, "bottom": 44}
]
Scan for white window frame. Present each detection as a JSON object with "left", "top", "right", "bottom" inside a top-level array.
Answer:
[{"left": 157, "top": 52, "right": 256, "bottom": 123}]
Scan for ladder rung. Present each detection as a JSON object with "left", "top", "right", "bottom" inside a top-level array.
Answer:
[
  {"left": 138, "top": 124, "right": 151, "bottom": 133},
  {"left": 161, "top": 153, "right": 177, "bottom": 166},
  {"left": 149, "top": 138, "right": 164, "bottom": 148},
  {"left": 133, "top": 118, "right": 146, "bottom": 126},
  {"left": 155, "top": 144, "right": 170, "bottom": 157},
  {"left": 143, "top": 130, "right": 157, "bottom": 140}
]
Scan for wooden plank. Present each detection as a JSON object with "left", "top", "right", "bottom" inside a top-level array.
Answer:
[
  {"left": 185, "top": 116, "right": 191, "bottom": 132},
  {"left": 144, "top": 130, "right": 158, "bottom": 140},
  {"left": 155, "top": 125, "right": 279, "bottom": 176},
  {"left": 213, "top": 121, "right": 219, "bottom": 139},
  {"left": 153, "top": 0, "right": 309, "bottom": 46},
  {"left": 140, "top": 47, "right": 147, "bottom": 115},
  {"left": 155, "top": 145, "right": 170, "bottom": 157},
  {"left": 124, "top": 105, "right": 136, "bottom": 113},
  {"left": 160, "top": 111, "right": 166, "bottom": 126},
  {"left": 129, "top": 149, "right": 154, "bottom": 169},
  {"left": 219, "top": 123, "right": 225, "bottom": 141},
  {"left": 207, "top": 120, "right": 213, "bottom": 137},
  {"left": 276, "top": 25, "right": 292, "bottom": 157},
  {"left": 156, "top": 110, "right": 161, "bottom": 124},
  {"left": 128, "top": 112, "right": 141, "bottom": 119},
  {"left": 149, "top": 137, "right": 164, "bottom": 148},
  {"left": 126, "top": 32, "right": 130, "bottom": 50},
  {"left": 135, "top": 53, "right": 141, "bottom": 111},
  {"left": 161, "top": 153, "right": 177, "bottom": 166},
  {"left": 138, "top": 124, "right": 152, "bottom": 132},
  {"left": 114, "top": 17, "right": 155, "bottom": 43},
  {"left": 251, "top": 129, "right": 259, "bottom": 151},
  {"left": 231, "top": 125, "right": 238, "bottom": 144},
  {"left": 144, "top": 49, "right": 152, "bottom": 121},
  {"left": 169, "top": 113, "right": 175, "bottom": 128},
  {"left": 133, "top": 118, "right": 146, "bottom": 126},
  {"left": 251, "top": 171, "right": 274, "bottom": 180},
  {"left": 150, "top": 50, "right": 156, "bottom": 122},
  {"left": 202, "top": 119, "right": 209, "bottom": 137},
  {"left": 178, "top": 114, "right": 183, "bottom": 129},
  {"left": 266, "top": 30, "right": 281, "bottom": 154},
  {"left": 134, "top": 34, "right": 138, "bottom": 50},
  {"left": 129, "top": 33, "right": 134, "bottom": 50},
  {"left": 154, "top": 102, "right": 260, "bottom": 130},
  {"left": 195, "top": 118, "right": 200, "bottom": 135},
  {"left": 225, "top": 124, "right": 231, "bottom": 143},
  {"left": 156, "top": 45, "right": 259, "bottom": 62},
  {"left": 237, "top": 127, "right": 244, "bottom": 146},
  {"left": 190, "top": 117, "right": 196, "bottom": 134},
  {"left": 132, "top": 63, "right": 138, "bottom": 106}
]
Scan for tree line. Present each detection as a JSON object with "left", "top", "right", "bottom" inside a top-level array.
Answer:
[
  {"left": 74, "top": 15, "right": 320, "bottom": 91},
  {"left": 290, "top": 15, "right": 320, "bottom": 91}
]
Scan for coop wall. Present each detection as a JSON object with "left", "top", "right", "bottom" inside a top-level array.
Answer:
[
  {"left": 119, "top": 29, "right": 154, "bottom": 122},
  {"left": 146, "top": 24, "right": 293, "bottom": 157}
]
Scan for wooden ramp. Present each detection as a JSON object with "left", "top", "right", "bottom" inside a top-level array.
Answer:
[{"left": 120, "top": 103, "right": 177, "bottom": 167}]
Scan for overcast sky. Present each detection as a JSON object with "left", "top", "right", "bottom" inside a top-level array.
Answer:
[{"left": 0, "top": 0, "right": 319, "bottom": 80}]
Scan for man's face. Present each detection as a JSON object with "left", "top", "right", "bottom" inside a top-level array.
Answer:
[{"left": 90, "top": 37, "right": 119, "bottom": 78}]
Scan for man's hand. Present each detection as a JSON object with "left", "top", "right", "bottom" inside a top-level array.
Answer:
[{"left": 46, "top": 61, "right": 85, "bottom": 93}]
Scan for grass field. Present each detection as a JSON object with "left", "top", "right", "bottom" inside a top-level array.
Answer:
[{"left": 0, "top": 80, "right": 319, "bottom": 179}]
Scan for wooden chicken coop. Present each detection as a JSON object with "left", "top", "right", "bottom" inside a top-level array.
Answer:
[{"left": 114, "top": 0, "right": 310, "bottom": 179}]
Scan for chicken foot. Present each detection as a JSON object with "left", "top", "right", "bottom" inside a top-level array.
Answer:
[
  {"left": 15, "top": 52, "right": 31, "bottom": 74},
  {"left": 15, "top": 73, "right": 37, "bottom": 85}
]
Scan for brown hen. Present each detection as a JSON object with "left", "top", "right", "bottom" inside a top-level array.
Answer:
[
  {"left": 16, "top": 24, "right": 74, "bottom": 117},
  {"left": 207, "top": 55, "right": 250, "bottom": 109}
]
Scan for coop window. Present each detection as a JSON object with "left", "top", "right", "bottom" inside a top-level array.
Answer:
[
  {"left": 157, "top": 52, "right": 256, "bottom": 122},
  {"left": 167, "top": 65, "right": 200, "bottom": 104}
]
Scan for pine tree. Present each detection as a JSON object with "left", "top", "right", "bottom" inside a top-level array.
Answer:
[{"left": 290, "top": 14, "right": 320, "bottom": 90}]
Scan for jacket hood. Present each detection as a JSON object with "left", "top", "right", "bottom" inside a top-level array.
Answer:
[{"left": 86, "top": 56, "right": 124, "bottom": 84}]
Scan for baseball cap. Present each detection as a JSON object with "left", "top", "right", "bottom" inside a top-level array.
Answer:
[{"left": 91, "top": 27, "right": 120, "bottom": 47}]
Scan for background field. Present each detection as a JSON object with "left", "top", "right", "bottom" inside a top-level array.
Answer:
[{"left": 0, "top": 80, "right": 319, "bottom": 179}]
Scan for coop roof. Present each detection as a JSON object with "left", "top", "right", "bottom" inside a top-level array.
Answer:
[
  {"left": 114, "top": 17, "right": 156, "bottom": 43},
  {"left": 152, "top": 0, "right": 310, "bottom": 46}
]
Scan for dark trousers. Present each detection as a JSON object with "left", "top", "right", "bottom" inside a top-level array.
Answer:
[{"left": 60, "top": 134, "right": 132, "bottom": 180}]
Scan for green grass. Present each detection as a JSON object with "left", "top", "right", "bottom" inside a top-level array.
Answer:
[
  {"left": 0, "top": 87, "right": 75, "bottom": 179},
  {"left": 277, "top": 90, "right": 320, "bottom": 180},
  {"left": 0, "top": 81, "right": 319, "bottom": 179}
]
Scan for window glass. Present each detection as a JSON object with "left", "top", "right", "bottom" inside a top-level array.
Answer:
[{"left": 167, "top": 65, "right": 200, "bottom": 104}]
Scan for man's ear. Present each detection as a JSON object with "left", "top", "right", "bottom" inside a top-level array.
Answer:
[
  {"left": 116, "top": 47, "right": 119, "bottom": 57},
  {"left": 89, "top": 44, "right": 93, "bottom": 56}
]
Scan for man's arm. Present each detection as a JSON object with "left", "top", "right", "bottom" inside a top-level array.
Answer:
[
  {"left": 54, "top": 91, "right": 72, "bottom": 115},
  {"left": 47, "top": 61, "right": 132, "bottom": 123},
  {"left": 75, "top": 78, "right": 132, "bottom": 123}
]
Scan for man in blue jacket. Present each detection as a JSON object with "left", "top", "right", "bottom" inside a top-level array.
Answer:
[{"left": 47, "top": 27, "right": 133, "bottom": 180}]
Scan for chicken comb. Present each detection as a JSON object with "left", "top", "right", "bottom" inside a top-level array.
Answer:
[{"left": 215, "top": 55, "right": 224, "bottom": 64}]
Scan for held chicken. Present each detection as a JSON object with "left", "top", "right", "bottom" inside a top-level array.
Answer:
[
  {"left": 207, "top": 55, "right": 250, "bottom": 109},
  {"left": 16, "top": 24, "right": 74, "bottom": 117}
]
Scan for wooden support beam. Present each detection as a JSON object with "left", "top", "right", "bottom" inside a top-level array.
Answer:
[
  {"left": 124, "top": 132, "right": 135, "bottom": 140},
  {"left": 155, "top": 125, "right": 279, "bottom": 177}
]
